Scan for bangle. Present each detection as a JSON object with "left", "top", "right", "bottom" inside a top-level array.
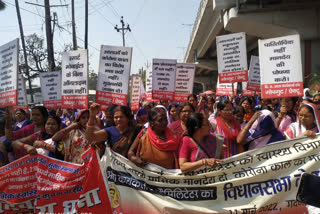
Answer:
[{"left": 20, "top": 143, "right": 25, "bottom": 150}]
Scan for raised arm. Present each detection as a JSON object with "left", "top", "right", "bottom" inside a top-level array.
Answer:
[
  {"left": 52, "top": 122, "right": 78, "bottom": 142},
  {"left": 237, "top": 111, "right": 262, "bottom": 145},
  {"left": 85, "top": 103, "right": 108, "bottom": 142}
]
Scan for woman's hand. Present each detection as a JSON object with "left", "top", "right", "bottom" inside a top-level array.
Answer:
[
  {"left": 132, "top": 157, "right": 148, "bottom": 167},
  {"left": 203, "top": 158, "right": 223, "bottom": 168},
  {"left": 249, "top": 111, "right": 262, "bottom": 123},
  {"left": 89, "top": 103, "right": 100, "bottom": 116},
  {"left": 33, "top": 140, "right": 43, "bottom": 148},
  {"left": 24, "top": 144, "right": 37, "bottom": 155},
  {"left": 69, "top": 122, "right": 80, "bottom": 130},
  {"left": 302, "top": 130, "right": 316, "bottom": 139}
]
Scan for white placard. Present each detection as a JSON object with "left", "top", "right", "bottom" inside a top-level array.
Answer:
[
  {"left": 0, "top": 39, "right": 19, "bottom": 107},
  {"left": 216, "top": 32, "right": 248, "bottom": 83},
  {"left": 145, "top": 68, "right": 152, "bottom": 101},
  {"left": 247, "top": 56, "right": 261, "bottom": 92},
  {"left": 17, "top": 74, "right": 28, "bottom": 106},
  {"left": 216, "top": 78, "right": 237, "bottom": 96},
  {"left": 140, "top": 79, "right": 146, "bottom": 99},
  {"left": 130, "top": 75, "right": 141, "bottom": 111},
  {"left": 152, "top": 58, "right": 177, "bottom": 100},
  {"left": 61, "top": 49, "right": 88, "bottom": 109},
  {"left": 174, "top": 63, "right": 195, "bottom": 102},
  {"left": 259, "top": 34, "right": 303, "bottom": 98},
  {"left": 96, "top": 45, "right": 132, "bottom": 107},
  {"left": 40, "top": 71, "right": 62, "bottom": 109}
]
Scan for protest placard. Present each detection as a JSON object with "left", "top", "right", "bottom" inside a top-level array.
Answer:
[
  {"left": 140, "top": 79, "right": 146, "bottom": 100},
  {"left": 40, "top": 72, "right": 62, "bottom": 109},
  {"left": 216, "top": 32, "right": 248, "bottom": 83},
  {"left": 242, "top": 82, "right": 255, "bottom": 96},
  {"left": 130, "top": 75, "right": 141, "bottom": 111},
  {"left": 61, "top": 49, "right": 88, "bottom": 109},
  {"left": 145, "top": 68, "right": 153, "bottom": 101},
  {"left": 174, "top": 63, "right": 195, "bottom": 102},
  {"left": 152, "top": 59, "right": 177, "bottom": 100},
  {"left": 259, "top": 34, "right": 303, "bottom": 99},
  {"left": 247, "top": 55, "right": 261, "bottom": 92},
  {"left": 216, "top": 78, "right": 237, "bottom": 95},
  {"left": 96, "top": 45, "right": 132, "bottom": 107},
  {"left": 0, "top": 39, "right": 19, "bottom": 108},
  {"left": 13, "top": 74, "right": 29, "bottom": 113},
  {"left": 103, "top": 135, "right": 320, "bottom": 214}
]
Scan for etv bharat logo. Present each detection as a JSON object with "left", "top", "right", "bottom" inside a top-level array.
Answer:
[{"left": 109, "top": 184, "right": 120, "bottom": 208}]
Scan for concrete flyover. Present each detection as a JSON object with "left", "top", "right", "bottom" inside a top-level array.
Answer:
[{"left": 185, "top": 0, "right": 320, "bottom": 93}]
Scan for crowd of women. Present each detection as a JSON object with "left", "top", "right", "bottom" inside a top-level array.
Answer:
[{"left": 0, "top": 88, "right": 319, "bottom": 174}]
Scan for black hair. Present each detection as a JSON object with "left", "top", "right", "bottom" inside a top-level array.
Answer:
[
  {"left": 42, "top": 115, "right": 62, "bottom": 140},
  {"left": 217, "top": 99, "right": 232, "bottom": 111},
  {"left": 106, "top": 104, "right": 118, "bottom": 116},
  {"left": 148, "top": 107, "right": 165, "bottom": 123},
  {"left": 32, "top": 106, "right": 49, "bottom": 122},
  {"left": 113, "top": 105, "right": 133, "bottom": 120},
  {"left": 187, "top": 94, "right": 197, "bottom": 101},
  {"left": 239, "top": 96, "right": 253, "bottom": 106},
  {"left": 15, "top": 109, "right": 27, "bottom": 115},
  {"left": 207, "top": 97, "right": 215, "bottom": 103},
  {"left": 186, "top": 113, "right": 204, "bottom": 137},
  {"left": 177, "top": 102, "right": 195, "bottom": 118},
  {"left": 168, "top": 103, "right": 178, "bottom": 112},
  {"left": 233, "top": 105, "right": 244, "bottom": 115}
]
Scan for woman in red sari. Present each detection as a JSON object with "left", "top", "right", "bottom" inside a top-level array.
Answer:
[
  {"left": 128, "top": 107, "right": 181, "bottom": 169},
  {"left": 210, "top": 99, "right": 242, "bottom": 157}
]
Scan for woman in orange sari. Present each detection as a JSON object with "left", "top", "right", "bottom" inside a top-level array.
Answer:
[{"left": 128, "top": 107, "right": 181, "bottom": 169}]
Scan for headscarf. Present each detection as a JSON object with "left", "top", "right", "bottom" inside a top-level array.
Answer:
[
  {"left": 303, "top": 88, "right": 312, "bottom": 100},
  {"left": 247, "top": 110, "right": 284, "bottom": 150},
  {"left": 285, "top": 103, "right": 320, "bottom": 139},
  {"left": 155, "top": 105, "right": 171, "bottom": 125}
]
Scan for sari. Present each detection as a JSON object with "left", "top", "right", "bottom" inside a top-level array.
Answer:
[
  {"left": 168, "top": 120, "right": 186, "bottom": 136},
  {"left": 13, "top": 119, "right": 30, "bottom": 131},
  {"left": 179, "top": 134, "right": 217, "bottom": 162},
  {"left": 210, "top": 117, "right": 240, "bottom": 158},
  {"left": 284, "top": 103, "right": 320, "bottom": 139},
  {"left": 104, "top": 125, "right": 142, "bottom": 157},
  {"left": 138, "top": 126, "right": 181, "bottom": 169}
]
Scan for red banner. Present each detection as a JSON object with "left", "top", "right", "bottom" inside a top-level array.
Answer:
[
  {"left": 247, "top": 82, "right": 261, "bottom": 92},
  {"left": 152, "top": 90, "right": 174, "bottom": 101},
  {"left": 174, "top": 92, "right": 190, "bottom": 102},
  {"left": 0, "top": 90, "right": 17, "bottom": 108},
  {"left": 219, "top": 70, "right": 248, "bottom": 83},
  {"left": 216, "top": 88, "right": 237, "bottom": 96},
  {"left": 242, "top": 90, "right": 255, "bottom": 96},
  {"left": 130, "top": 102, "right": 140, "bottom": 111},
  {"left": 62, "top": 95, "right": 88, "bottom": 109},
  {"left": 0, "top": 148, "right": 112, "bottom": 214},
  {"left": 96, "top": 90, "right": 127, "bottom": 106},
  {"left": 43, "top": 100, "right": 62, "bottom": 109},
  {"left": 12, "top": 105, "right": 29, "bottom": 113},
  {"left": 261, "top": 82, "right": 303, "bottom": 99}
]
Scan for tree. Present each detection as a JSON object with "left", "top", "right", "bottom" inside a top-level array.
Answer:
[
  {"left": 0, "top": 1, "right": 5, "bottom": 11},
  {"left": 88, "top": 71, "right": 98, "bottom": 90}
]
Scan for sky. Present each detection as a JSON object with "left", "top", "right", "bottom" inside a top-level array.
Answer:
[{"left": 0, "top": 0, "right": 200, "bottom": 86}]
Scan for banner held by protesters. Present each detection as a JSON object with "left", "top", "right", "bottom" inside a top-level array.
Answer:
[{"left": 130, "top": 75, "right": 142, "bottom": 111}]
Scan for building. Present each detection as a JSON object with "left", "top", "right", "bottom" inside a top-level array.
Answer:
[{"left": 185, "top": 0, "right": 320, "bottom": 92}]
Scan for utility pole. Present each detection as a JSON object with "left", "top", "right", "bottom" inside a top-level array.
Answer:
[
  {"left": 44, "top": 0, "right": 55, "bottom": 72},
  {"left": 25, "top": 1, "right": 68, "bottom": 72},
  {"left": 72, "top": 0, "right": 77, "bottom": 50},
  {"left": 84, "top": 0, "right": 88, "bottom": 49},
  {"left": 114, "top": 16, "right": 131, "bottom": 47},
  {"left": 15, "top": 0, "right": 34, "bottom": 103}
]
